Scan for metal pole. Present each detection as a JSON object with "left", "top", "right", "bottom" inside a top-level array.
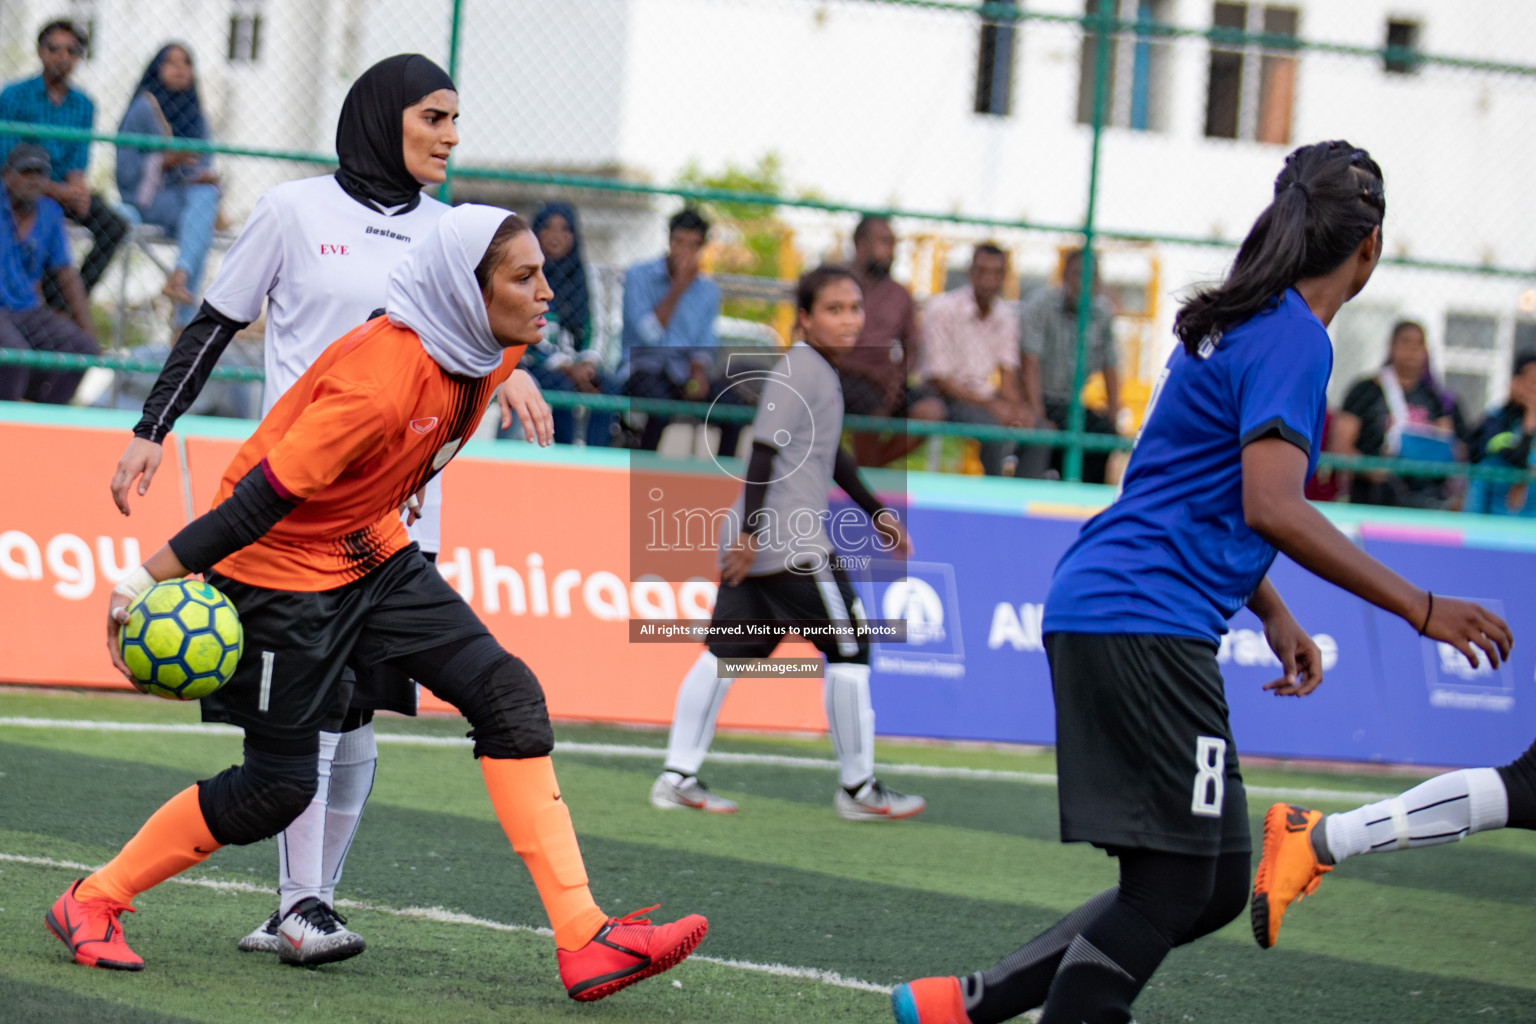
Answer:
[
  {"left": 441, "top": 0, "right": 467, "bottom": 203},
  {"left": 1065, "top": 0, "right": 1115, "bottom": 483}
]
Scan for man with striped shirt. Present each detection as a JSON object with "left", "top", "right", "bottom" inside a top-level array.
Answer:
[{"left": 0, "top": 19, "right": 128, "bottom": 307}]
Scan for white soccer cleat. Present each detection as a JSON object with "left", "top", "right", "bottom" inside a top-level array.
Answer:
[
  {"left": 650, "top": 773, "right": 739, "bottom": 813},
  {"left": 275, "top": 897, "right": 367, "bottom": 966},
  {"left": 836, "top": 778, "right": 926, "bottom": 822},
  {"left": 237, "top": 910, "right": 282, "bottom": 953}
]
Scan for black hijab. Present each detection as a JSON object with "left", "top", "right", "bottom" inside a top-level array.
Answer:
[
  {"left": 334, "top": 54, "right": 455, "bottom": 214},
  {"left": 532, "top": 202, "right": 589, "bottom": 342},
  {"left": 136, "top": 44, "right": 207, "bottom": 140}
]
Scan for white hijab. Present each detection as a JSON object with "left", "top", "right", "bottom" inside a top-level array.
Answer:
[
  {"left": 1376, "top": 365, "right": 1411, "bottom": 456},
  {"left": 386, "top": 203, "right": 515, "bottom": 378}
]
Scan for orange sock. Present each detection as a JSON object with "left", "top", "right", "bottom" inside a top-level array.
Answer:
[
  {"left": 76, "top": 786, "right": 221, "bottom": 906},
  {"left": 480, "top": 757, "right": 607, "bottom": 950}
]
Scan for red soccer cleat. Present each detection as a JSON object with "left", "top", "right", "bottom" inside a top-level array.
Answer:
[
  {"left": 45, "top": 879, "right": 144, "bottom": 970},
  {"left": 891, "top": 976, "right": 973, "bottom": 1024},
  {"left": 557, "top": 905, "right": 707, "bottom": 1001}
]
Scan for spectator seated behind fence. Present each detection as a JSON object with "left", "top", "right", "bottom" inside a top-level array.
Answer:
[
  {"left": 620, "top": 207, "right": 742, "bottom": 456},
  {"left": 0, "top": 19, "right": 128, "bottom": 311},
  {"left": 0, "top": 143, "right": 99, "bottom": 403},
  {"left": 1466, "top": 350, "right": 1536, "bottom": 518},
  {"left": 1017, "top": 247, "right": 1121, "bottom": 484},
  {"left": 920, "top": 243, "right": 1032, "bottom": 476},
  {"left": 115, "top": 43, "right": 221, "bottom": 328},
  {"left": 1331, "top": 319, "right": 1461, "bottom": 509},
  {"left": 502, "top": 202, "right": 614, "bottom": 447},
  {"left": 838, "top": 215, "right": 944, "bottom": 467}
]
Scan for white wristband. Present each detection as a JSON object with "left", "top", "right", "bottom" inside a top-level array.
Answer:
[{"left": 111, "top": 566, "right": 158, "bottom": 604}]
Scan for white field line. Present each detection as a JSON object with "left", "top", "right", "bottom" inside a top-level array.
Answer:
[
  {"left": 0, "top": 715, "right": 1395, "bottom": 803},
  {"left": 1, "top": 851, "right": 892, "bottom": 995}
]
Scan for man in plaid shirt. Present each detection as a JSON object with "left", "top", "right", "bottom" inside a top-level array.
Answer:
[{"left": 0, "top": 18, "right": 127, "bottom": 309}]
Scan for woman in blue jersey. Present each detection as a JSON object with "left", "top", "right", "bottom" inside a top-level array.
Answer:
[{"left": 892, "top": 140, "right": 1513, "bottom": 1024}]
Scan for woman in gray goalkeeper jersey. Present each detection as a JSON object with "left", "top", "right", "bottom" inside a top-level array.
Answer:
[{"left": 651, "top": 265, "right": 925, "bottom": 822}]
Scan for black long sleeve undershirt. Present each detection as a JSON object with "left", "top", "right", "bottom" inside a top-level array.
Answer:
[
  {"left": 133, "top": 302, "right": 251, "bottom": 443},
  {"left": 740, "top": 441, "right": 777, "bottom": 536},
  {"left": 167, "top": 463, "right": 298, "bottom": 573},
  {"left": 832, "top": 445, "right": 887, "bottom": 520}
]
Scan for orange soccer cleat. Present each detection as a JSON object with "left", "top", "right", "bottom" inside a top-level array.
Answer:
[
  {"left": 891, "top": 976, "right": 973, "bottom": 1024},
  {"left": 1251, "top": 802, "right": 1332, "bottom": 949},
  {"left": 557, "top": 905, "right": 708, "bottom": 1001},
  {"left": 45, "top": 879, "right": 144, "bottom": 970}
]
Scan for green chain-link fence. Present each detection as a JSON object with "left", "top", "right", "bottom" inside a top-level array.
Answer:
[{"left": 2, "top": 0, "right": 1533, "bottom": 498}]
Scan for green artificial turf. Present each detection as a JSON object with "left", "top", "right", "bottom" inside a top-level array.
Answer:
[{"left": 2, "top": 686, "right": 1532, "bottom": 1023}]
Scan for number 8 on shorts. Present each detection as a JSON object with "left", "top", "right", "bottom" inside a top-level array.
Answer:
[{"left": 1191, "top": 736, "right": 1227, "bottom": 817}]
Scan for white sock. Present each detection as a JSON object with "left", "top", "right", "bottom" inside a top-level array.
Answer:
[
  {"left": 825, "top": 663, "right": 875, "bottom": 790},
  {"left": 318, "top": 721, "right": 379, "bottom": 907},
  {"left": 1323, "top": 767, "right": 1509, "bottom": 864},
  {"left": 277, "top": 730, "right": 339, "bottom": 916},
  {"left": 663, "top": 651, "right": 732, "bottom": 777}
]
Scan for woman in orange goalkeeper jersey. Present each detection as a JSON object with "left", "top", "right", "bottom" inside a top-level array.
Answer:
[{"left": 46, "top": 204, "right": 707, "bottom": 1002}]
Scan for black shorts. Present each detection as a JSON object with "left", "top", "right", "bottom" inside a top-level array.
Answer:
[
  {"left": 1048, "top": 632, "right": 1250, "bottom": 857},
  {"left": 201, "top": 545, "right": 489, "bottom": 743},
  {"left": 707, "top": 564, "right": 869, "bottom": 665},
  {"left": 335, "top": 549, "right": 441, "bottom": 720},
  {"left": 329, "top": 660, "right": 418, "bottom": 724}
]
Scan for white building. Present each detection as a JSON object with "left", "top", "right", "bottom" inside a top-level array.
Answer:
[{"left": 3, "top": 0, "right": 1534, "bottom": 408}]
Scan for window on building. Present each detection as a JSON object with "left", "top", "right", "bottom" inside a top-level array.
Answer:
[
  {"left": 229, "top": 2, "right": 263, "bottom": 64},
  {"left": 1077, "top": 0, "right": 1172, "bottom": 132},
  {"left": 1203, "top": 2, "right": 1299, "bottom": 144},
  {"left": 1442, "top": 312, "right": 1502, "bottom": 418},
  {"left": 1445, "top": 312, "right": 1500, "bottom": 352},
  {"left": 1514, "top": 320, "right": 1536, "bottom": 355},
  {"left": 1444, "top": 371, "right": 1489, "bottom": 417},
  {"left": 1384, "top": 19, "right": 1421, "bottom": 74},
  {"left": 975, "top": 0, "right": 1019, "bottom": 116}
]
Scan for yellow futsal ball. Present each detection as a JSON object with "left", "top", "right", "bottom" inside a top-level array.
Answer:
[{"left": 118, "top": 579, "right": 244, "bottom": 700}]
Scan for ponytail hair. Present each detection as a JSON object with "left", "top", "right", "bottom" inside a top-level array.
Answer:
[{"left": 1174, "top": 140, "right": 1386, "bottom": 353}]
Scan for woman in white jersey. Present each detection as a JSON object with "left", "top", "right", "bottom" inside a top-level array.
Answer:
[{"left": 107, "top": 54, "right": 552, "bottom": 964}]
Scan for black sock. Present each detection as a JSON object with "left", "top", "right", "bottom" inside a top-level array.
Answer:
[
  {"left": 961, "top": 888, "right": 1119, "bottom": 1024},
  {"left": 1037, "top": 900, "right": 1172, "bottom": 1024},
  {"left": 1310, "top": 817, "right": 1336, "bottom": 865}
]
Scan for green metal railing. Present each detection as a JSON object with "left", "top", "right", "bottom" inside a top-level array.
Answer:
[
  {"left": 5, "top": 0, "right": 1534, "bottom": 483},
  {"left": 3, "top": 348, "right": 1529, "bottom": 487},
  {"left": 7, "top": 118, "right": 1530, "bottom": 280}
]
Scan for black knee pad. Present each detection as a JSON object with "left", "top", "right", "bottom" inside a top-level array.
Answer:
[
  {"left": 446, "top": 643, "right": 554, "bottom": 760},
  {"left": 197, "top": 735, "right": 320, "bottom": 846},
  {"left": 1497, "top": 738, "right": 1536, "bottom": 829}
]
